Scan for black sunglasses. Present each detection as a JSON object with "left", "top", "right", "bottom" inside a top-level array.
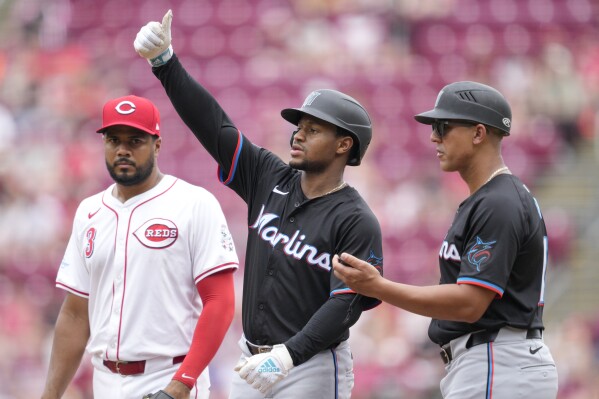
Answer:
[{"left": 432, "top": 120, "right": 478, "bottom": 137}]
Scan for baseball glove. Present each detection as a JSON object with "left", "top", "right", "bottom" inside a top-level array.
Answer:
[{"left": 142, "top": 390, "right": 175, "bottom": 399}]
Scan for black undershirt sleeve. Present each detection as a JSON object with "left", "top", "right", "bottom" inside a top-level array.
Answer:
[
  {"left": 284, "top": 294, "right": 363, "bottom": 366},
  {"left": 152, "top": 54, "right": 240, "bottom": 168}
]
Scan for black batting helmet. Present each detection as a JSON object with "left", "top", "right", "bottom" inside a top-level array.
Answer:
[
  {"left": 414, "top": 81, "right": 512, "bottom": 135},
  {"left": 281, "top": 89, "right": 372, "bottom": 166}
]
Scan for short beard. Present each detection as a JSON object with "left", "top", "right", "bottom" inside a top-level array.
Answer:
[
  {"left": 289, "top": 158, "right": 327, "bottom": 173},
  {"left": 106, "top": 156, "right": 155, "bottom": 186}
]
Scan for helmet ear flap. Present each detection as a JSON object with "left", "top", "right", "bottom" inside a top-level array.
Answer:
[{"left": 290, "top": 129, "right": 299, "bottom": 147}]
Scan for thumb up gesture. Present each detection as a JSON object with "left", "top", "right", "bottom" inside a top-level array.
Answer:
[{"left": 134, "top": 9, "right": 174, "bottom": 67}]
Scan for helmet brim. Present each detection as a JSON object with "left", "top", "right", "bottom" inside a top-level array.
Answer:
[
  {"left": 281, "top": 107, "right": 340, "bottom": 128},
  {"left": 414, "top": 109, "right": 476, "bottom": 125}
]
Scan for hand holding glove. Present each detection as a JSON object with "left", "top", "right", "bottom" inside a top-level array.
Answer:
[
  {"left": 235, "top": 344, "right": 294, "bottom": 394},
  {"left": 134, "top": 9, "right": 173, "bottom": 67},
  {"left": 142, "top": 390, "right": 175, "bottom": 399}
]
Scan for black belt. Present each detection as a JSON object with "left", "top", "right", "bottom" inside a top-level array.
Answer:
[
  {"left": 440, "top": 328, "right": 542, "bottom": 365},
  {"left": 246, "top": 340, "right": 342, "bottom": 356},
  {"left": 103, "top": 355, "right": 186, "bottom": 376},
  {"left": 246, "top": 341, "right": 273, "bottom": 356}
]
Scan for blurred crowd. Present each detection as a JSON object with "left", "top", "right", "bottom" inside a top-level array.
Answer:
[{"left": 1, "top": 0, "right": 598, "bottom": 398}]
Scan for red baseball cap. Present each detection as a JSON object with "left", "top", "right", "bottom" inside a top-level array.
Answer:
[{"left": 96, "top": 95, "right": 160, "bottom": 136}]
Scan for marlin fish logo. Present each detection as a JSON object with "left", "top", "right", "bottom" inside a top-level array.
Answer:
[
  {"left": 366, "top": 250, "right": 383, "bottom": 274},
  {"left": 467, "top": 236, "right": 496, "bottom": 271}
]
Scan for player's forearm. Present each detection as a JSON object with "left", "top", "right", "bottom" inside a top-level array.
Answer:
[
  {"left": 172, "top": 270, "right": 235, "bottom": 389},
  {"left": 42, "top": 310, "right": 90, "bottom": 398},
  {"left": 284, "top": 295, "right": 362, "bottom": 365},
  {"left": 376, "top": 280, "right": 491, "bottom": 323}
]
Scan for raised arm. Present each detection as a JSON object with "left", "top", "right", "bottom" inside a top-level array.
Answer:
[{"left": 134, "top": 10, "right": 240, "bottom": 166}]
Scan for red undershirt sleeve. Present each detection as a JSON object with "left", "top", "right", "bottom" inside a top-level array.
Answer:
[{"left": 172, "top": 269, "right": 235, "bottom": 389}]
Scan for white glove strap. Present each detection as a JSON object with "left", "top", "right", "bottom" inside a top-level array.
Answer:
[
  {"left": 148, "top": 45, "right": 173, "bottom": 67},
  {"left": 272, "top": 344, "right": 294, "bottom": 370}
]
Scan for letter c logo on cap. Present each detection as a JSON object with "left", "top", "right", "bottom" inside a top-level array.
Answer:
[{"left": 115, "top": 100, "right": 136, "bottom": 115}]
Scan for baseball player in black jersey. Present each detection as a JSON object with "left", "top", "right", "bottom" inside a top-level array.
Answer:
[
  {"left": 133, "top": 10, "right": 384, "bottom": 399},
  {"left": 333, "top": 81, "right": 558, "bottom": 398}
]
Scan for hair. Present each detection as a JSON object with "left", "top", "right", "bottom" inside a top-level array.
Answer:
[{"left": 483, "top": 124, "right": 505, "bottom": 139}]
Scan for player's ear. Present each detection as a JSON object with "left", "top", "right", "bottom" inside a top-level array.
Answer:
[
  {"left": 154, "top": 136, "right": 162, "bottom": 155},
  {"left": 337, "top": 135, "right": 353, "bottom": 156},
  {"left": 472, "top": 123, "right": 485, "bottom": 145}
]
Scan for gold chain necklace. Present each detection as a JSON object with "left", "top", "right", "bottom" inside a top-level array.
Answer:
[
  {"left": 323, "top": 181, "right": 347, "bottom": 196},
  {"left": 485, "top": 166, "right": 510, "bottom": 185}
]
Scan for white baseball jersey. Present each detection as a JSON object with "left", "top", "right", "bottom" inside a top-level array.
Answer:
[{"left": 56, "top": 174, "right": 238, "bottom": 363}]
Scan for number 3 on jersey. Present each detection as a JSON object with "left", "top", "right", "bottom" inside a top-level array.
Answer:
[{"left": 85, "top": 227, "right": 97, "bottom": 258}]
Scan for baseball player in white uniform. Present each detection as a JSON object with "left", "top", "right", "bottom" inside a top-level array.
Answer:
[{"left": 41, "top": 95, "right": 239, "bottom": 399}]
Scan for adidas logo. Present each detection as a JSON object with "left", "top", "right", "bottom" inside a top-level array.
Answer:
[{"left": 258, "top": 359, "right": 280, "bottom": 373}]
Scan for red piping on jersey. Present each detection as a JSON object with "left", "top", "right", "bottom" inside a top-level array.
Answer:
[
  {"left": 217, "top": 129, "right": 242, "bottom": 186},
  {"left": 105, "top": 283, "right": 115, "bottom": 361},
  {"left": 102, "top": 193, "right": 120, "bottom": 360},
  {"left": 106, "top": 178, "right": 179, "bottom": 360},
  {"left": 330, "top": 288, "right": 355, "bottom": 296},
  {"left": 193, "top": 262, "right": 239, "bottom": 284},
  {"left": 55, "top": 282, "right": 89, "bottom": 297}
]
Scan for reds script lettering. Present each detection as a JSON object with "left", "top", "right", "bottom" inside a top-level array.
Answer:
[
  {"left": 133, "top": 219, "right": 179, "bottom": 249},
  {"left": 250, "top": 205, "right": 331, "bottom": 271},
  {"left": 146, "top": 228, "right": 177, "bottom": 238}
]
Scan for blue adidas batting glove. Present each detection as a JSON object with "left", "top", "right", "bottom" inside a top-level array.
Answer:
[{"left": 236, "top": 344, "right": 294, "bottom": 394}]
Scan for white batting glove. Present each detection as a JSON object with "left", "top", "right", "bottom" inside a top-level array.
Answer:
[
  {"left": 236, "top": 344, "right": 294, "bottom": 394},
  {"left": 134, "top": 9, "right": 173, "bottom": 67}
]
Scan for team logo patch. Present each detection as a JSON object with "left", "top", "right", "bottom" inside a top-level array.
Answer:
[
  {"left": 115, "top": 100, "right": 136, "bottom": 115},
  {"left": 133, "top": 218, "right": 178, "bottom": 249},
  {"left": 302, "top": 91, "right": 321, "bottom": 107},
  {"left": 366, "top": 250, "right": 383, "bottom": 274},
  {"left": 466, "top": 236, "right": 496, "bottom": 271},
  {"left": 221, "top": 224, "right": 235, "bottom": 252}
]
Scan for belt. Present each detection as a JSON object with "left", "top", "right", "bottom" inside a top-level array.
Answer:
[
  {"left": 246, "top": 340, "right": 342, "bottom": 356},
  {"left": 246, "top": 341, "right": 274, "bottom": 356},
  {"left": 440, "top": 328, "right": 542, "bottom": 365},
  {"left": 103, "top": 355, "right": 186, "bottom": 376}
]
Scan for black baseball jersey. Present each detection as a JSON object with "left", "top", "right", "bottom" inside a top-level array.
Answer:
[
  {"left": 428, "top": 174, "right": 548, "bottom": 346},
  {"left": 154, "top": 56, "right": 383, "bottom": 350}
]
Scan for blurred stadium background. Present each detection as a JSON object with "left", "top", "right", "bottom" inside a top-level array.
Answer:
[{"left": 1, "top": 0, "right": 598, "bottom": 398}]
